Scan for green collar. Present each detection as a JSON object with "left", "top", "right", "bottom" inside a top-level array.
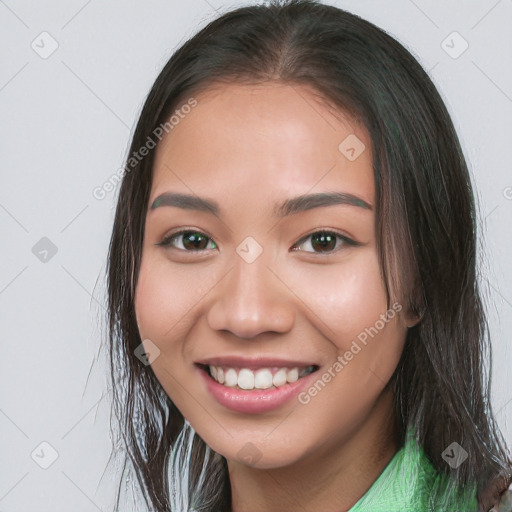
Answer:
[{"left": 349, "top": 427, "right": 478, "bottom": 511}]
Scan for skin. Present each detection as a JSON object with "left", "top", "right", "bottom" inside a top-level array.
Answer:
[{"left": 134, "top": 82, "right": 418, "bottom": 512}]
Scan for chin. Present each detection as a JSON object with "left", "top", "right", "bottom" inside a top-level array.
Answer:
[{"left": 203, "top": 433, "right": 312, "bottom": 470}]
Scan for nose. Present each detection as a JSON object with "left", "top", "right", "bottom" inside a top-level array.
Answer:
[{"left": 206, "top": 254, "right": 295, "bottom": 339}]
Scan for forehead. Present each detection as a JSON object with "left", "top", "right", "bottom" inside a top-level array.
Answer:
[{"left": 151, "top": 82, "right": 374, "bottom": 210}]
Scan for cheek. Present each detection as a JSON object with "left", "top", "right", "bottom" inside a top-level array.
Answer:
[
  {"left": 134, "top": 254, "right": 206, "bottom": 406},
  {"left": 291, "top": 249, "right": 406, "bottom": 378},
  {"left": 291, "top": 249, "right": 390, "bottom": 338},
  {"left": 290, "top": 252, "right": 406, "bottom": 431},
  {"left": 135, "top": 250, "right": 214, "bottom": 339},
  {"left": 135, "top": 258, "right": 166, "bottom": 340}
]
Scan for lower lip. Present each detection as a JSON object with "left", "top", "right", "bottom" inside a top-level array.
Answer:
[{"left": 197, "top": 365, "right": 318, "bottom": 414}]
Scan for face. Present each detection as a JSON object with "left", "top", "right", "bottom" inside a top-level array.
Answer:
[{"left": 134, "top": 82, "right": 412, "bottom": 469}]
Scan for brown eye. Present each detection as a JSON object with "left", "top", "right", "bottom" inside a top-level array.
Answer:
[
  {"left": 157, "top": 230, "right": 217, "bottom": 251},
  {"left": 310, "top": 232, "right": 337, "bottom": 252},
  {"left": 292, "top": 231, "right": 357, "bottom": 254}
]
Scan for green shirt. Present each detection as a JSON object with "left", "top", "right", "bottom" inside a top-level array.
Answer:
[{"left": 349, "top": 427, "right": 478, "bottom": 512}]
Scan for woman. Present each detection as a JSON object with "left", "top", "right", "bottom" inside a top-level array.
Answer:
[{"left": 105, "top": 1, "right": 512, "bottom": 510}]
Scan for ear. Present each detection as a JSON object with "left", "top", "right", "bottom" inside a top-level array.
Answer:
[
  {"left": 405, "top": 314, "right": 422, "bottom": 329},
  {"left": 403, "top": 298, "right": 425, "bottom": 329}
]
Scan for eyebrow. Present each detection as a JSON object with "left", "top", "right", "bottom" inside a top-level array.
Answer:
[{"left": 150, "top": 191, "right": 373, "bottom": 217}]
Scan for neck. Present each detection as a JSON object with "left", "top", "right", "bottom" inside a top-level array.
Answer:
[{"left": 227, "top": 385, "right": 400, "bottom": 512}]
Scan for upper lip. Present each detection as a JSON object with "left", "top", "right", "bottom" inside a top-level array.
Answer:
[{"left": 196, "top": 356, "right": 318, "bottom": 370}]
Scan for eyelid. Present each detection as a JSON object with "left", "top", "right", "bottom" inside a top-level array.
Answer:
[
  {"left": 291, "top": 229, "right": 360, "bottom": 253},
  {"left": 156, "top": 228, "right": 360, "bottom": 254},
  {"left": 156, "top": 227, "right": 218, "bottom": 251}
]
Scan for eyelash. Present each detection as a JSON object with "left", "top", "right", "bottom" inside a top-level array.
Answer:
[{"left": 156, "top": 228, "right": 360, "bottom": 255}]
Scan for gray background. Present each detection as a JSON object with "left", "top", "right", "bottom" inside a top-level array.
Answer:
[{"left": 1, "top": 0, "right": 511, "bottom": 510}]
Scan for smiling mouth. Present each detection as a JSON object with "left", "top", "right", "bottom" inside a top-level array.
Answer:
[{"left": 198, "top": 363, "right": 319, "bottom": 391}]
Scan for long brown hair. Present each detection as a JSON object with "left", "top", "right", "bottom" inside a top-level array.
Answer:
[{"left": 105, "top": 1, "right": 512, "bottom": 510}]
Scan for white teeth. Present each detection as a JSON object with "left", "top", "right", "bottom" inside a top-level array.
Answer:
[
  {"left": 287, "top": 367, "right": 299, "bottom": 383},
  {"left": 272, "top": 368, "right": 288, "bottom": 387},
  {"left": 207, "top": 365, "right": 314, "bottom": 390},
  {"left": 224, "top": 368, "right": 238, "bottom": 387},
  {"left": 238, "top": 369, "right": 255, "bottom": 390},
  {"left": 254, "top": 369, "right": 273, "bottom": 389}
]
